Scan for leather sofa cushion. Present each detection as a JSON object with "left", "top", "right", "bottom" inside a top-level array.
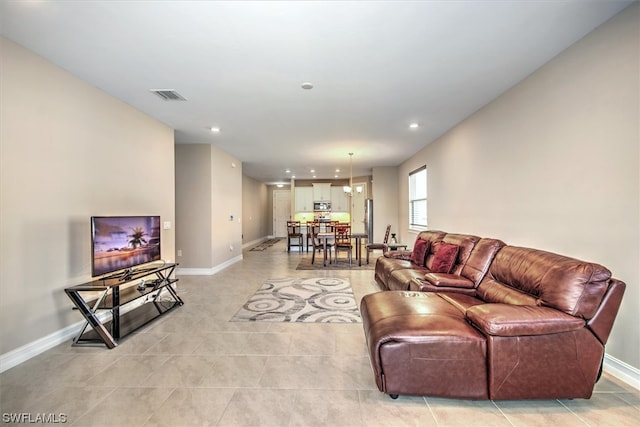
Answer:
[
  {"left": 388, "top": 267, "right": 430, "bottom": 291},
  {"left": 376, "top": 258, "right": 413, "bottom": 286},
  {"left": 466, "top": 304, "right": 586, "bottom": 336},
  {"left": 417, "top": 230, "right": 447, "bottom": 244},
  {"left": 409, "top": 279, "right": 478, "bottom": 296},
  {"left": 476, "top": 278, "right": 540, "bottom": 306},
  {"left": 484, "top": 246, "right": 611, "bottom": 319},
  {"left": 423, "top": 272, "right": 475, "bottom": 289},
  {"left": 384, "top": 250, "right": 411, "bottom": 260},
  {"left": 437, "top": 292, "right": 486, "bottom": 313},
  {"left": 361, "top": 291, "right": 489, "bottom": 399},
  {"left": 461, "top": 238, "right": 506, "bottom": 285}
]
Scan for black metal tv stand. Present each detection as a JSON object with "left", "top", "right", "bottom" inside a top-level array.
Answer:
[{"left": 65, "top": 263, "right": 183, "bottom": 348}]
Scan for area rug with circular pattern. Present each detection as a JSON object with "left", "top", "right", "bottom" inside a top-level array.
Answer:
[{"left": 230, "top": 277, "right": 362, "bottom": 323}]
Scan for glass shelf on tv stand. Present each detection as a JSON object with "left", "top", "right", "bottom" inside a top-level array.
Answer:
[{"left": 64, "top": 262, "right": 183, "bottom": 349}]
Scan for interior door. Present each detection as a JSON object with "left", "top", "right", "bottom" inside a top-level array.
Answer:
[
  {"left": 273, "top": 190, "right": 291, "bottom": 238},
  {"left": 351, "top": 183, "right": 367, "bottom": 234}
]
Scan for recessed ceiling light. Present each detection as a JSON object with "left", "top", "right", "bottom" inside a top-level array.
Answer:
[
  {"left": 409, "top": 123, "right": 419, "bottom": 129},
  {"left": 301, "top": 82, "right": 314, "bottom": 90},
  {"left": 210, "top": 126, "right": 220, "bottom": 133},
  {"left": 336, "top": 169, "right": 340, "bottom": 173},
  {"left": 285, "top": 169, "right": 291, "bottom": 174},
  {"left": 310, "top": 169, "right": 315, "bottom": 173}
]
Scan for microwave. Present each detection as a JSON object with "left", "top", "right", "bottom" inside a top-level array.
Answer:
[{"left": 313, "top": 201, "right": 331, "bottom": 212}]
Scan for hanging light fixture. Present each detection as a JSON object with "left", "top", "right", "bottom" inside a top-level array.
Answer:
[{"left": 343, "top": 152, "right": 354, "bottom": 196}]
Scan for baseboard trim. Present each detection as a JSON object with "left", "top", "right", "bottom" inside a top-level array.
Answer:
[
  {"left": 0, "top": 322, "right": 81, "bottom": 373},
  {"left": 604, "top": 353, "right": 640, "bottom": 390},
  {"left": 0, "top": 293, "right": 166, "bottom": 373},
  {"left": 176, "top": 254, "right": 243, "bottom": 276}
]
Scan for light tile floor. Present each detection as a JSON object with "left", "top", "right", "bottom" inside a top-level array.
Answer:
[{"left": 0, "top": 240, "right": 638, "bottom": 426}]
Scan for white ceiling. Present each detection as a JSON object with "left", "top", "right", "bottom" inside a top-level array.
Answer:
[{"left": 1, "top": 1, "right": 632, "bottom": 183}]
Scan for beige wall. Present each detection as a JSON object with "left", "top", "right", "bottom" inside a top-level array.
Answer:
[
  {"left": 210, "top": 148, "right": 243, "bottom": 266},
  {"left": 372, "top": 167, "right": 399, "bottom": 243},
  {"left": 242, "top": 175, "right": 270, "bottom": 245},
  {"left": 399, "top": 5, "right": 639, "bottom": 371},
  {"left": 175, "top": 144, "right": 212, "bottom": 267},
  {"left": 0, "top": 38, "right": 176, "bottom": 354},
  {"left": 175, "top": 144, "right": 243, "bottom": 271}
]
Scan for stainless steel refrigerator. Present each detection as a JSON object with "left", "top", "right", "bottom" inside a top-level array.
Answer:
[{"left": 364, "top": 199, "right": 373, "bottom": 241}]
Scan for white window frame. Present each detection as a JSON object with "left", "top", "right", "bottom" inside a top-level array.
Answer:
[{"left": 408, "top": 166, "right": 427, "bottom": 231}]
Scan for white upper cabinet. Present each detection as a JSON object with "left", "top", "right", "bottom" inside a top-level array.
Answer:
[
  {"left": 312, "top": 183, "right": 331, "bottom": 201},
  {"left": 331, "top": 186, "right": 350, "bottom": 212},
  {"left": 295, "top": 187, "right": 314, "bottom": 212}
]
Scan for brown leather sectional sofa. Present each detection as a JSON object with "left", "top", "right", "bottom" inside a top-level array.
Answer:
[{"left": 361, "top": 230, "right": 625, "bottom": 400}]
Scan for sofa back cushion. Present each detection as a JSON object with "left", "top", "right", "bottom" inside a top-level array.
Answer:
[
  {"left": 478, "top": 246, "right": 611, "bottom": 319},
  {"left": 417, "top": 230, "right": 446, "bottom": 246},
  {"left": 425, "top": 233, "right": 480, "bottom": 275},
  {"left": 410, "top": 238, "right": 430, "bottom": 266},
  {"left": 461, "top": 238, "right": 506, "bottom": 286}
]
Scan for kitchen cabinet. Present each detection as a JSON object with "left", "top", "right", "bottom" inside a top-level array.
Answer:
[
  {"left": 312, "top": 183, "right": 331, "bottom": 201},
  {"left": 295, "top": 187, "right": 314, "bottom": 212},
  {"left": 331, "top": 186, "right": 350, "bottom": 212}
]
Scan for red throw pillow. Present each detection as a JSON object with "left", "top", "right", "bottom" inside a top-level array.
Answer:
[
  {"left": 431, "top": 242, "right": 459, "bottom": 273},
  {"left": 410, "top": 239, "right": 430, "bottom": 266}
]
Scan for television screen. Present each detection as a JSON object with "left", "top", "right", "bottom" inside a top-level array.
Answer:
[{"left": 91, "top": 216, "right": 161, "bottom": 277}]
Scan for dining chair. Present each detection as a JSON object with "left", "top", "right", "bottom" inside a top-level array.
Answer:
[
  {"left": 287, "top": 221, "right": 303, "bottom": 252},
  {"left": 305, "top": 221, "right": 317, "bottom": 252},
  {"left": 333, "top": 224, "right": 353, "bottom": 265},
  {"left": 366, "top": 224, "right": 391, "bottom": 264},
  {"left": 310, "top": 223, "right": 332, "bottom": 264}
]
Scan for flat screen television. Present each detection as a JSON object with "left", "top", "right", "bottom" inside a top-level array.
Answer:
[{"left": 91, "top": 216, "right": 161, "bottom": 278}]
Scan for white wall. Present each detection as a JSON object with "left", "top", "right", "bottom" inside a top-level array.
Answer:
[
  {"left": 372, "top": 167, "right": 399, "bottom": 243},
  {"left": 399, "top": 4, "right": 639, "bottom": 374},
  {"left": 0, "top": 38, "right": 176, "bottom": 355}
]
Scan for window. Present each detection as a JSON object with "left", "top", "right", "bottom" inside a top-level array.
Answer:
[{"left": 409, "top": 166, "right": 427, "bottom": 229}]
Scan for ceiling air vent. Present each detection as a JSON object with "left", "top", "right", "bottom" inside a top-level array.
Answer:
[{"left": 150, "top": 89, "right": 187, "bottom": 101}]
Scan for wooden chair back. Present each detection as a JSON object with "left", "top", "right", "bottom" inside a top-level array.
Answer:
[
  {"left": 382, "top": 225, "right": 391, "bottom": 244},
  {"left": 287, "top": 221, "right": 302, "bottom": 236},
  {"left": 334, "top": 224, "right": 352, "bottom": 246}
]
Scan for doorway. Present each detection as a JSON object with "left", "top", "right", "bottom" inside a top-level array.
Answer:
[
  {"left": 351, "top": 183, "right": 367, "bottom": 234},
  {"left": 273, "top": 190, "right": 291, "bottom": 238}
]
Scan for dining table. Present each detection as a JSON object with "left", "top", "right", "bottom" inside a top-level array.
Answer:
[{"left": 317, "top": 232, "right": 369, "bottom": 267}]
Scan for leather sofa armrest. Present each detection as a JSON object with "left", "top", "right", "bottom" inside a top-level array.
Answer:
[
  {"left": 384, "top": 250, "right": 412, "bottom": 260},
  {"left": 466, "top": 304, "right": 586, "bottom": 337},
  {"left": 423, "top": 272, "right": 475, "bottom": 289}
]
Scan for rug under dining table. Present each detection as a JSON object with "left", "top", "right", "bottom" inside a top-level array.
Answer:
[{"left": 295, "top": 255, "right": 375, "bottom": 270}]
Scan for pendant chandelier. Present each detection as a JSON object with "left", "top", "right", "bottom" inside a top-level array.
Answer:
[{"left": 343, "top": 152, "right": 354, "bottom": 196}]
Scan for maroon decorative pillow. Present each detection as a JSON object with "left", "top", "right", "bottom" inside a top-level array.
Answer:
[
  {"left": 410, "top": 239, "right": 430, "bottom": 266},
  {"left": 431, "top": 242, "right": 459, "bottom": 273}
]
